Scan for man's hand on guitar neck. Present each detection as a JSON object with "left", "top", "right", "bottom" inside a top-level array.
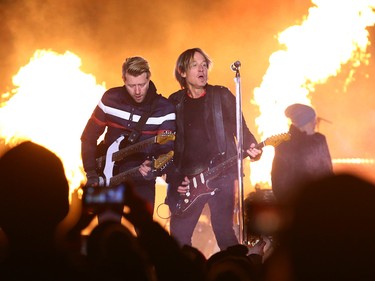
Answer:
[
  {"left": 246, "top": 143, "right": 263, "bottom": 161},
  {"left": 139, "top": 159, "right": 154, "bottom": 180}
]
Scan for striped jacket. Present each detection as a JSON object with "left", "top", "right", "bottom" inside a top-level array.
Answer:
[{"left": 81, "top": 81, "right": 176, "bottom": 178}]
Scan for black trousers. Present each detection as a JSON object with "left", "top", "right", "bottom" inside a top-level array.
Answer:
[{"left": 169, "top": 175, "right": 239, "bottom": 251}]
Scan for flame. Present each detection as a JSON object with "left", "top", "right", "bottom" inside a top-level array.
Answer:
[
  {"left": 1, "top": 1, "right": 374, "bottom": 199},
  {"left": 0, "top": 49, "right": 106, "bottom": 196},
  {"left": 333, "top": 158, "right": 375, "bottom": 164},
  {"left": 250, "top": 0, "right": 375, "bottom": 187}
]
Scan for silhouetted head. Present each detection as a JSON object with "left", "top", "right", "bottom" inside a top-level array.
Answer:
[
  {"left": 206, "top": 245, "right": 259, "bottom": 281},
  {"left": 266, "top": 173, "right": 375, "bottom": 281},
  {"left": 86, "top": 220, "right": 152, "bottom": 281},
  {"left": 0, "top": 141, "right": 69, "bottom": 233}
]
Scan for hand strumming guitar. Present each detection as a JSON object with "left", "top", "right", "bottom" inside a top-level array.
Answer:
[{"left": 177, "top": 176, "right": 190, "bottom": 195}]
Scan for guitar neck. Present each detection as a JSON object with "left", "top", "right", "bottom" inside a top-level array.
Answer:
[
  {"left": 200, "top": 142, "right": 266, "bottom": 182},
  {"left": 201, "top": 155, "right": 237, "bottom": 182},
  {"left": 109, "top": 167, "right": 140, "bottom": 187},
  {"left": 255, "top": 141, "right": 267, "bottom": 150},
  {"left": 112, "top": 136, "right": 156, "bottom": 162},
  {"left": 108, "top": 151, "right": 173, "bottom": 187},
  {"left": 189, "top": 133, "right": 290, "bottom": 190}
]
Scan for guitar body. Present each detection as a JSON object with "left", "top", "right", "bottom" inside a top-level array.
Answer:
[
  {"left": 173, "top": 133, "right": 291, "bottom": 216},
  {"left": 95, "top": 151, "right": 173, "bottom": 187},
  {"left": 108, "top": 151, "right": 174, "bottom": 187},
  {"left": 175, "top": 173, "right": 220, "bottom": 216},
  {"left": 101, "top": 135, "right": 125, "bottom": 187},
  {"left": 96, "top": 132, "right": 175, "bottom": 186},
  {"left": 173, "top": 152, "right": 233, "bottom": 215}
]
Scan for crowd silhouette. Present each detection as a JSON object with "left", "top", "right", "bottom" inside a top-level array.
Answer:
[
  {"left": 1, "top": 141, "right": 375, "bottom": 281},
  {"left": 0, "top": 141, "right": 82, "bottom": 280}
]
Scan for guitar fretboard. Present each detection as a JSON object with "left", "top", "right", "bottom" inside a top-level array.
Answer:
[
  {"left": 199, "top": 141, "right": 268, "bottom": 183},
  {"left": 112, "top": 136, "right": 156, "bottom": 161},
  {"left": 109, "top": 167, "right": 140, "bottom": 187}
]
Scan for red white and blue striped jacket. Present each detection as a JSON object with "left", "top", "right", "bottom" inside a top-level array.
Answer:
[{"left": 81, "top": 81, "right": 176, "bottom": 176}]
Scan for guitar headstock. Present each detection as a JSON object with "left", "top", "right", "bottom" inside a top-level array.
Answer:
[
  {"left": 263, "top": 133, "right": 291, "bottom": 147},
  {"left": 156, "top": 132, "right": 176, "bottom": 144},
  {"left": 153, "top": 151, "right": 174, "bottom": 171}
]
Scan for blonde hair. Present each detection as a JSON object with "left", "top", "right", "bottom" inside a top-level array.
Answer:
[{"left": 122, "top": 56, "right": 151, "bottom": 79}]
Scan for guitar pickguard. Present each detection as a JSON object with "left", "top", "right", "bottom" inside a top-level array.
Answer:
[
  {"left": 173, "top": 132, "right": 291, "bottom": 216},
  {"left": 102, "top": 135, "right": 125, "bottom": 186}
]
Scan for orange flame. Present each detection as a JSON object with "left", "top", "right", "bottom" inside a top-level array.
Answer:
[
  {"left": 250, "top": 0, "right": 375, "bottom": 187},
  {"left": 0, "top": 49, "right": 106, "bottom": 195},
  {"left": 333, "top": 158, "right": 375, "bottom": 165}
]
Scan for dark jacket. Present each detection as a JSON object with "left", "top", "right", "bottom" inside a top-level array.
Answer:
[
  {"left": 271, "top": 125, "right": 333, "bottom": 203},
  {"left": 165, "top": 85, "right": 258, "bottom": 208},
  {"left": 81, "top": 81, "right": 176, "bottom": 178},
  {"left": 168, "top": 84, "right": 258, "bottom": 173}
]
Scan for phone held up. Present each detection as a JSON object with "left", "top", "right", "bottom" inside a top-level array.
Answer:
[{"left": 82, "top": 183, "right": 126, "bottom": 211}]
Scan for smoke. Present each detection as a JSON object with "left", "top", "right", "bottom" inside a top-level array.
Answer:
[
  {"left": 0, "top": 0, "right": 311, "bottom": 93},
  {"left": 0, "top": 0, "right": 374, "bottom": 181}
]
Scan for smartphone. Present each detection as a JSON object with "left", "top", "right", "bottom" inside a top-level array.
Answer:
[{"left": 82, "top": 184, "right": 126, "bottom": 207}]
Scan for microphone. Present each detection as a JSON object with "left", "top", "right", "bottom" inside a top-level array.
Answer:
[
  {"left": 317, "top": 117, "right": 332, "bottom": 124},
  {"left": 231, "top": 60, "right": 241, "bottom": 71}
]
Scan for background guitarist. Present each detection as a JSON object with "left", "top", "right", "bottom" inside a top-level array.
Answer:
[
  {"left": 166, "top": 48, "right": 263, "bottom": 252},
  {"left": 81, "top": 56, "right": 176, "bottom": 218}
]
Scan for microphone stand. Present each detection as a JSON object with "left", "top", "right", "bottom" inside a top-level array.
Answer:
[{"left": 232, "top": 62, "right": 247, "bottom": 245}]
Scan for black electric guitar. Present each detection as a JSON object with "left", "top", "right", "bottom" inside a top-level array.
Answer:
[
  {"left": 100, "top": 151, "right": 174, "bottom": 187},
  {"left": 96, "top": 132, "right": 175, "bottom": 182},
  {"left": 174, "top": 133, "right": 291, "bottom": 216}
]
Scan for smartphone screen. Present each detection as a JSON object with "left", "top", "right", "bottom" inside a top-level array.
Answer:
[{"left": 83, "top": 184, "right": 126, "bottom": 207}]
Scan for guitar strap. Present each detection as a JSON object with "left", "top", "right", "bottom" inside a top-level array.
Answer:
[
  {"left": 127, "top": 97, "right": 158, "bottom": 144},
  {"left": 212, "top": 88, "right": 226, "bottom": 154}
]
